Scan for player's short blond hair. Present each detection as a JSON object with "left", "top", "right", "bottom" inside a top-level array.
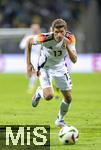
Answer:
[{"left": 51, "top": 19, "right": 67, "bottom": 30}]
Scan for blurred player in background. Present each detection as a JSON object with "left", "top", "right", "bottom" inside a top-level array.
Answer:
[
  {"left": 19, "top": 24, "right": 41, "bottom": 93},
  {"left": 26, "top": 19, "right": 77, "bottom": 128}
]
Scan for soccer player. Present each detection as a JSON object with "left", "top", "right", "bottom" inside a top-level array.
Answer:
[
  {"left": 19, "top": 24, "right": 41, "bottom": 93},
  {"left": 26, "top": 19, "right": 77, "bottom": 127}
]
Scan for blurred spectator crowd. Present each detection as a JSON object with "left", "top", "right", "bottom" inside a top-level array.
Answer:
[
  {"left": 0, "top": 0, "right": 90, "bottom": 30},
  {"left": 1, "top": 0, "right": 101, "bottom": 53}
]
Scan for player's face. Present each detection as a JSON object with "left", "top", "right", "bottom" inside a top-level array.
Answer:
[{"left": 53, "top": 27, "right": 66, "bottom": 42}]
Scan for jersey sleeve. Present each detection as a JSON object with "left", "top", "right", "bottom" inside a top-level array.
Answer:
[
  {"left": 32, "top": 33, "right": 53, "bottom": 45},
  {"left": 32, "top": 34, "right": 45, "bottom": 44},
  {"left": 65, "top": 32, "right": 76, "bottom": 51}
]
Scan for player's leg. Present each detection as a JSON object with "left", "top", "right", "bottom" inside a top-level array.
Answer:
[
  {"left": 32, "top": 69, "right": 54, "bottom": 107},
  {"left": 28, "top": 47, "right": 39, "bottom": 94},
  {"left": 52, "top": 81, "right": 60, "bottom": 100},
  {"left": 43, "top": 87, "right": 54, "bottom": 100},
  {"left": 32, "top": 86, "right": 54, "bottom": 107},
  {"left": 55, "top": 90, "right": 72, "bottom": 127},
  {"left": 54, "top": 73, "right": 72, "bottom": 127},
  {"left": 27, "top": 75, "right": 37, "bottom": 93}
]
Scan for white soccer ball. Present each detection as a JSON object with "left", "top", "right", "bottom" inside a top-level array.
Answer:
[{"left": 58, "top": 125, "right": 79, "bottom": 145}]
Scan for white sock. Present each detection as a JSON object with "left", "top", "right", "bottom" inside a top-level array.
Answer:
[
  {"left": 58, "top": 99, "right": 71, "bottom": 120},
  {"left": 36, "top": 86, "right": 43, "bottom": 98},
  {"left": 28, "top": 76, "right": 36, "bottom": 89}
]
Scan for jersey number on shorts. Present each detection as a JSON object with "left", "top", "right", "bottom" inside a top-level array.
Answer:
[{"left": 53, "top": 50, "right": 62, "bottom": 57}]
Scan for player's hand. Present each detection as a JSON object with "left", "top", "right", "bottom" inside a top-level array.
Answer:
[
  {"left": 63, "top": 36, "right": 71, "bottom": 45},
  {"left": 27, "top": 63, "right": 35, "bottom": 77},
  {"left": 36, "top": 70, "right": 41, "bottom": 77},
  {"left": 64, "top": 33, "right": 75, "bottom": 45}
]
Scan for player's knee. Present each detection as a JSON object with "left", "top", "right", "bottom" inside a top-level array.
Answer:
[
  {"left": 65, "top": 95, "right": 72, "bottom": 103},
  {"left": 44, "top": 94, "right": 54, "bottom": 101}
]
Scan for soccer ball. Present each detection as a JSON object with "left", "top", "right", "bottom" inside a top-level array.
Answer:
[{"left": 58, "top": 126, "right": 79, "bottom": 145}]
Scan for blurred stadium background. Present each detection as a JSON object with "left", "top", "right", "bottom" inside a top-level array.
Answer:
[{"left": 0, "top": 0, "right": 101, "bottom": 73}]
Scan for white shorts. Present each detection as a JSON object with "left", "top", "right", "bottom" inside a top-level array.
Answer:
[{"left": 39, "top": 68, "right": 72, "bottom": 91}]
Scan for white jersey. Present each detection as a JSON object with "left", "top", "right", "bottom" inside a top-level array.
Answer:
[{"left": 32, "top": 32, "right": 76, "bottom": 76}]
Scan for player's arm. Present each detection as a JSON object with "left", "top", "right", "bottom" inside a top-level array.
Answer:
[
  {"left": 64, "top": 34, "right": 77, "bottom": 63},
  {"left": 26, "top": 33, "right": 50, "bottom": 76},
  {"left": 26, "top": 35, "right": 42, "bottom": 77},
  {"left": 26, "top": 37, "right": 35, "bottom": 77},
  {"left": 26, "top": 33, "right": 43, "bottom": 67}
]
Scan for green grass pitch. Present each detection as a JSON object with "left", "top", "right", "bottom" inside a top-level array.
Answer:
[{"left": 0, "top": 73, "right": 101, "bottom": 150}]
